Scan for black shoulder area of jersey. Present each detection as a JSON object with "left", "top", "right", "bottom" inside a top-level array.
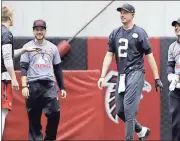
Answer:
[
  {"left": 133, "top": 25, "right": 148, "bottom": 35},
  {"left": 1, "top": 25, "right": 13, "bottom": 45},
  {"left": 109, "top": 26, "right": 122, "bottom": 39}
]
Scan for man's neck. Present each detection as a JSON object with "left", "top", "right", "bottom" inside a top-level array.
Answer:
[
  {"left": 2, "top": 22, "right": 10, "bottom": 29},
  {"left": 123, "top": 22, "right": 134, "bottom": 30},
  {"left": 178, "top": 37, "right": 180, "bottom": 43},
  {"left": 35, "top": 38, "right": 45, "bottom": 45}
]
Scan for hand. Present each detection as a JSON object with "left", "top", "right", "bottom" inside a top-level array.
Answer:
[
  {"left": 22, "top": 87, "right": 29, "bottom": 98},
  {"left": 61, "top": 89, "right": 67, "bottom": 99},
  {"left": 11, "top": 78, "right": 19, "bottom": 91},
  {"left": 24, "top": 46, "right": 41, "bottom": 52},
  {"left": 155, "top": 79, "right": 163, "bottom": 92},
  {"left": 97, "top": 77, "right": 105, "bottom": 90}
]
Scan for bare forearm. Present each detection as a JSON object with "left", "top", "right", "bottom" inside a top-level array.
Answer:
[
  {"left": 146, "top": 53, "right": 159, "bottom": 79},
  {"left": 21, "top": 76, "right": 28, "bottom": 86},
  {"left": 6, "top": 67, "right": 16, "bottom": 79},
  {"left": 14, "top": 48, "right": 25, "bottom": 58},
  {"left": 101, "top": 52, "right": 113, "bottom": 77}
]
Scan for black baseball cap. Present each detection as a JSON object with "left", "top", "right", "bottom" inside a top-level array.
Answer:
[
  {"left": 33, "top": 19, "right": 47, "bottom": 29},
  {"left": 172, "top": 18, "right": 180, "bottom": 26},
  {"left": 117, "top": 3, "right": 135, "bottom": 14}
]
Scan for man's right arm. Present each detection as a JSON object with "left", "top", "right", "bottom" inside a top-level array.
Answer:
[
  {"left": 20, "top": 58, "right": 30, "bottom": 97},
  {"left": 100, "top": 31, "right": 115, "bottom": 77},
  {"left": 20, "top": 46, "right": 30, "bottom": 87},
  {"left": 2, "top": 44, "right": 17, "bottom": 80},
  {"left": 167, "top": 44, "right": 175, "bottom": 75},
  {"left": 21, "top": 63, "right": 28, "bottom": 87},
  {"left": 2, "top": 31, "right": 17, "bottom": 80},
  {"left": 21, "top": 65, "right": 29, "bottom": 97},
  {"left": 21, "top": 76, "right": 28, "bottom": 87},
  {"left": 167, "top": 43, "right": 178, "bottom": 82},
  {"left": 100, "top": 52, "right": 114, "bottom": 78},
  {"left": 98, "top": 31, "right": 115, "bottom": 89}
]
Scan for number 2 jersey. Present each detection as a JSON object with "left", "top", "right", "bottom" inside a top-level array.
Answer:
[{"left": 108, "top": 24, "right": 152, "bottom": 74}]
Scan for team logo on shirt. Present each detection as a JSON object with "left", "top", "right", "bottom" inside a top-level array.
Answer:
[
  {"left": 103, "top": 71, "right": 152, "bottom": 124},
  {"left": 132, "top": 33, "right": 138, "bottom": 39},
  {"left": 36, "top": 56, "right": 46, "bottom": 64},
  {"left": 175, "top": 57, "right": 180, "bottom": 70},
  {"left": 35, "top": 54, "right": 52, "bottom": 68},
  {"left": 32, "top": 48, "right": 54, "bottom": 68}
]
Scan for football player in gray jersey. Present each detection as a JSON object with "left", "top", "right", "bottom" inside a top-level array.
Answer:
[
  {"left": 167, "top": 18, "right": 180, "bottom": 141},
  {"left": 20, "top": 19, "right": 67, "bottom": 141}
]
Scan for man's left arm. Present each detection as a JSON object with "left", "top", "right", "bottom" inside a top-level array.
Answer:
[
  {"left": 140, "top": 29, "right": 163, "bottom": 91},
  {"left": 146, "top": 53, "right": 160, "bottom": 79},
  {"left": 14, "top": 48, "right": 26, "bottom": 58},
  {"left": 14, "top": 47, "right": 41, "bottom": 58},
  {"left": 53, "top": 46, "right": 66, "bottom": 98},
  {"left": 53, "top": 63, "right": 65, "bottom": 90}
]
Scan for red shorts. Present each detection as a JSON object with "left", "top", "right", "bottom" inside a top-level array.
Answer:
[{"left": 1, "top": 80, "right": 13, "bottom": 111}]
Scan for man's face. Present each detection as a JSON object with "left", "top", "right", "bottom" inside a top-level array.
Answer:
[
  {"left": 120, "top": 9, "right": 133, "bottom": 24},
  {"left": 174, "top": 23, "right": 180, "bottom": 37},
  {"left": 33, "top": 27, "right": 46, "bottom": 40}
]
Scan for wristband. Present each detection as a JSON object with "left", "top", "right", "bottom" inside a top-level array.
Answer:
[
  {"left": 22, "top": 86, "right": 28, "bottom": 89},
  {"left": 61, "top": 86, "right": 66, "bottom": 90}
]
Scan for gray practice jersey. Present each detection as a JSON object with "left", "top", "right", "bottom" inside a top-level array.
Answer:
[
  {"left": 168, "top": 41, "right": 180, "bottom": 74},
  {"left": 20, "top": 39, "right": 61, "bottom": 82}
]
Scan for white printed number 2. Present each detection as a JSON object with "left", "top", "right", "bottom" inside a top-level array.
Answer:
[{"left": 118, "top": 38, "right": 128, "bottom": 57}]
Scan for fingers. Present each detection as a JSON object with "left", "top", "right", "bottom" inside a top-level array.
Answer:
[
  {"left": 26, "top": 47, "right": 42, "bottom": 52},
  {"left": 97, "top": 81, "right": 101, "bottom": 89},
  {"left": 98, "top": 80, "right": 103, "bottom": 90},
  {"left": 97, "top": 80, "right": 101, "bottom": 89},
  {"left": 30, "top": 48, "right": 41, "bottom": 52},
  {"left": 156, "top": 85, "right": 163, "bottom": 92},
  {"left": 33, "top": 47, "right": 41, "bottom": 51},
  {"left": 156, "top": 87, "right": 158, "bottom": 92},
  {"left": 61, "top": 91, "right": 67, "bottom": 99},
  {"left": 22, "top": 89, "right": 29, "bottom": 98},
  {"left": 22, "top": 92, "right": 26, "bottom": 97},
  {"left": 62, "top": 94, "right": 66, "bottom": 98},
  {"left": 12, "top": 85, "right": 19, "bottom": 91}
]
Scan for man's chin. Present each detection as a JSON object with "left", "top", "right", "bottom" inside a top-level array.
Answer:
[
  {"left": 36, "top": 37, "right": 44, "bottom": 40},
  {"left": 176, "top": 34, "right": 180, "bottom": 37},
  {"left": 121, "top": 21, "right": 127, "bottom": 24},
  {"left": 176, "top": 31, "right": 180, "bottom": 36}
]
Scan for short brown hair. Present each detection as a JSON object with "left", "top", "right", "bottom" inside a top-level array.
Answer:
[{"left": 2, "top": 6, "right": 13, "bottom": 22}]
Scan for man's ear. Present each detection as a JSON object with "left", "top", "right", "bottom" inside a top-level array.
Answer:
[{"left": 132, "top": 13, "right": 135, "bottom": 18}]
